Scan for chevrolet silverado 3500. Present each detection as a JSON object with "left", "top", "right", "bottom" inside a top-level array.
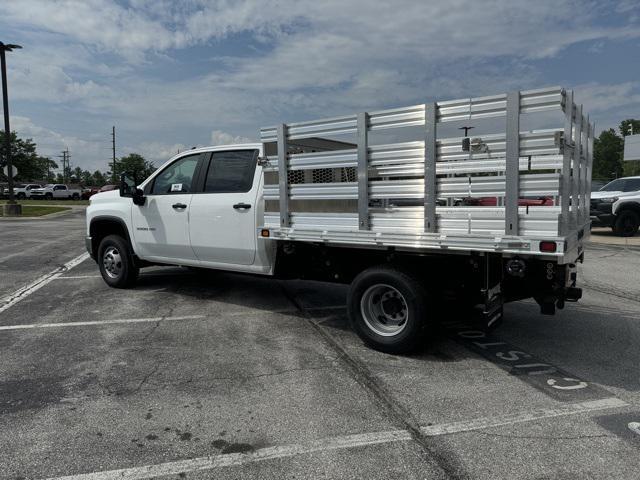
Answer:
[{"left": 86, "top": 87, "right": 592, "bottom": 354}]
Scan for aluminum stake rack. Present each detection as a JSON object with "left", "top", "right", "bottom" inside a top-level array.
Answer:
[{"left": 259, "top": 87, "right": 593, "bottom": 264}]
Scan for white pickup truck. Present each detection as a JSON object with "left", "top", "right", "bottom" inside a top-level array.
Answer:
[
  {"left": 590, "top": 176, "right": 640, "bottom": 236},
  {"left": 86, "top": 87, "right": 592, "bottom": 353},
  {"left": 3, "top": 183, "right": 42, "bottom": 199},
  {"left": 30, "top": 184, "right": 82, "bottom": 200}
]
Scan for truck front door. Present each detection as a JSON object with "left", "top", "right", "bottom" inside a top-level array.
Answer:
[
  {"left": 189, "top": 149, "right": 259, "bottom": 266},
  {"left": 131, "top": 153, "right": 204, "bottom": 262}
]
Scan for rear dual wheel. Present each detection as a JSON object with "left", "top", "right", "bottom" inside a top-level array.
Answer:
[{"left": 348, "top": 266, "right": 431, "bottom": 354}]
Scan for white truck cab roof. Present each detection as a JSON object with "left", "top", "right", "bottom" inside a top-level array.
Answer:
[{"left": 138, "top": 143, "right": 261, "bottom": 190}]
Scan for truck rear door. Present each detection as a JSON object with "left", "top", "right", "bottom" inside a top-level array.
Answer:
[{"left": 189, "top": 149, "right": 260, "bottom": 266}]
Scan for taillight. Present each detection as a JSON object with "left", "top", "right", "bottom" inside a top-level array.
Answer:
[{"left": 539, "top": 241, "right": 557, "bottom": 253}]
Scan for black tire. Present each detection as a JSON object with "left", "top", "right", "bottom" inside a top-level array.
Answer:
[
  {"left": 612, "top": 210, "right": 640, "bottom": 237},
  {"left": 97, "top": 235, "right": 139, "bottom": 288},
  {"left": 16, "top": 192, "right": 25, "bottom": 200},
  {"left": 45, "top": 193, "right": 53, "bottom": 200},
  {"left": 72, "top": 193, "right": 79, "bottom": 200},
  {"left": 348, "top": 266, "right": 431, "bottom": 354}
]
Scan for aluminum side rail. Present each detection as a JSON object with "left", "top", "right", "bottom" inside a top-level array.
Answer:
[{"left": 259, "top": 87, "right": 593, "bottom": 263}]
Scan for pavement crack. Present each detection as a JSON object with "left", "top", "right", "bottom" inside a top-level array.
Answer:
[
  {"left": 141, "top": 321, "right": 161, "bottom": 342},
  {"left": 135, "top": 364, "right": 160, "bottom": 393},
  {"left": 582, "top": 281, "right": 640, "bottom": 304}
]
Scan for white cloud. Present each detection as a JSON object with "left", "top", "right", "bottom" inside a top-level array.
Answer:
[
  {"left": 210, "top": 130, "right": 254, "bottom": 146},
  {"left": 4, "top": 0, "right": 639, "bottom": 62},
  {"left": 2, "top": 0, "right": 640, "bottom": 172},
  {"left": 10, "top": 116, "right": 107, "bottom": 171},
  {"left": 574, "top": 82, "right": 640, "bottom": 112},
  {"left": 131, "top": 142, "right": 189, "bottom": 165},
  {"left": 572, "top": 82, "right": 640, "bottom": 132}
]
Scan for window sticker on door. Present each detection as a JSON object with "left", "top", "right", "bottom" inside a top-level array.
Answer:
[{"left": 171, "top": 183, "right": 183, "bottom": 192}]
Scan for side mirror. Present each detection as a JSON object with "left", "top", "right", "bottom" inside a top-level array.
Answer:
[
  {"left": 120, "top": 173, "right": 145, "bottom": 205},
  {"left": 120, "top": 173, "right": 135, "bottom": 197},
  {"left": 132, "top": 188, "right": 146, "bottom": 206}
]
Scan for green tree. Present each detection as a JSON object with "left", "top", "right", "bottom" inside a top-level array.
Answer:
[
  {"left": 40, "top": 157, "right": 59, "bottom": 182},
  {"left": 593, "top": 128, "right": 623, "bottom": 181},
  {"left": 116, "top": 153, "right": 155, "bottom": 182},
  {"left": 0, "top": 131, "right": 47, "bottom": 181},
  {"left": 620, "top": 119, "right": 640, "bottom": 137},
  {"left": 93, "top": 170, "right": 106, "bottom": 186},
  {"left": 80, "top": 170, "right": 93, "bottom": 185},
  {"left": 71, "top": 167, "right": 83, "bottom": 184}
]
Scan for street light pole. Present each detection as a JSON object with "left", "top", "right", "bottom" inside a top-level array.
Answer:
[{"left": 0, "top": 41, "right": 21, "bottom": 214}]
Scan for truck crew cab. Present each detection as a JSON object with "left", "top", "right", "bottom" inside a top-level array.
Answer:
[{"left": 87, "top": 87, "right": 591, "bottom": 354}]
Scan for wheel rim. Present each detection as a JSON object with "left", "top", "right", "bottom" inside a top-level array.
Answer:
[
  {"left": 360, "top": 283, "right": 409, "bottom": 337},
  {"left": 102, "top": 246, "right": 123, "bottom": 279}
]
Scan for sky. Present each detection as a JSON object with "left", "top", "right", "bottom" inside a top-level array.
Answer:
[{"left": 1, "top": 0, "right": 639, "bottom": 174}]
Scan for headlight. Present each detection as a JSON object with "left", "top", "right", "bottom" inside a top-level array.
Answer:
[{"left": 599, "top": 197, "right": 619, "bottom": 203}]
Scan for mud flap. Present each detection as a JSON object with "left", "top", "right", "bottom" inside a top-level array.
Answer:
[{"left": 474, "top": 292, "right": 504, "bottom": 331}]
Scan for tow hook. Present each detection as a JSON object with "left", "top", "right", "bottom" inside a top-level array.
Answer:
[{"left": 564, "top": 287, "right": 582, "bottom": 302}]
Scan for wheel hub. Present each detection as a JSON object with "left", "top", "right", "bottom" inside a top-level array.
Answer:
[
  {"left": 102, "top": 246, "right": 122, "bottom": 279},
  {"left": 361, "top": 284, "right": 409, "bottom": 336}
]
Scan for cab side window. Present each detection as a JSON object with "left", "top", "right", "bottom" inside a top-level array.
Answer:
[
  {"left": 624, "top": 178, "right": 640, "bottom": 192},
  {"left": 204, "top": 150, "right": 257, "bottom": 193},
  {"left": 151, "top": 154, "right": 201, "bottom": 195}
]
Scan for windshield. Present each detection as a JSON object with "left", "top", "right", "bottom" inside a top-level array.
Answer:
[
  {"left": 600, "top": 179, "right": 625, "bottom": 192},
  {"left": 599, "top": 178, "right": 640, "bottom": 192}
]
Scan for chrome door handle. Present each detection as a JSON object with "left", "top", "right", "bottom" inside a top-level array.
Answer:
[
  {"left": 233, "top": 203, "right": 251, "bottom": 210},
  {"left": 172, "top": 203, "right": 187, "bottom": 209}
]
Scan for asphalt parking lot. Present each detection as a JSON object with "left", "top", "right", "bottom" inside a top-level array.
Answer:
[{"left": 1, "top": 211, "right": 639, "bottom": 479}]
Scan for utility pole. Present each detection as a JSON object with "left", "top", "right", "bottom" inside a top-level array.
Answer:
[
  {"left": 459, "top": 126, "right": 475, "bottom": 137},
  {"left": 65, "top": 148, "right": 70, "bottom": 183},
  {"left": 58, "top": 149, "right": 70, "bottom": 184},
  {"left": 1, "top": 41, "right": 22, "bottom": 216},
  {"left": 58, "top": 150, "right": 65, "bottom": 183},
  {"left": 111, "top": 125, "right": 116, "bottom": 183}
]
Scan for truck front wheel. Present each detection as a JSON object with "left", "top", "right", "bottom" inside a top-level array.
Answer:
[
  {"left": 612, "top": 210, "right": 640, "bottom": 237},
  {"left": 98, "top": 235, "right": 139, "bottom": 288},
  {"left": 348, "top": 266, "right": 431, "bottom": 354}
]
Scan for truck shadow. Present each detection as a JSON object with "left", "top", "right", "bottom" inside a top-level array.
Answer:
[{"left": 134, "top": 267, "right": 640, "bottom": 393}]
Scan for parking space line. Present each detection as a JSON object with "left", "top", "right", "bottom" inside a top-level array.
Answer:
[
  {"left": 0, "top": 314, "right": 206, "bottom": 331},
  {"left": 46, "top": 430, "right": 412, "bottom": 480},
  {"left": 0, "top": 252, "right": 89, "bottom": 314},
  {"left": 45, "top": 398, "right": 626, "bottom": 480},
  {"left": 421, "top": 397, "right": 628, "bottom": 436},
  {"left": 54, "top": 275, "right": 102, "bottom": 279}
]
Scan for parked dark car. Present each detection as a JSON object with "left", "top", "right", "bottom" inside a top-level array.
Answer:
[{"left": 82, "top": 187, "right": 100, "bottom": 200}]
